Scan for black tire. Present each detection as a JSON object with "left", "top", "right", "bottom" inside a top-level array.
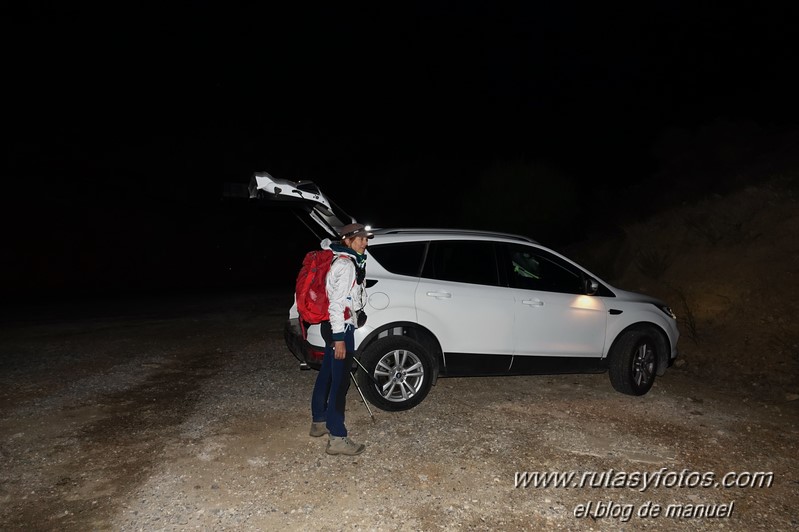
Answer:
[
  {"left": 357, "top": 336, "right": 434, "bottom": 412},
  {"left": 608, "top": 328, "right": 659, "bottom": 395}
]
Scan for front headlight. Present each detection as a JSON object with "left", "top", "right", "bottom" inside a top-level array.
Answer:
[{"left": 657, "top": 305, "right": 677, "bottom": 319}]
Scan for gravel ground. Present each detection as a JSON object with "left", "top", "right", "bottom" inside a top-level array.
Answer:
[{"left": 1, "top": 290, "right": 797, "bottom": 531}]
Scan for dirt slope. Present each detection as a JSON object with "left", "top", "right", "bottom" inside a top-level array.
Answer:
[{"left": 570, "top": 177, "right": 799, "bottom": 400}]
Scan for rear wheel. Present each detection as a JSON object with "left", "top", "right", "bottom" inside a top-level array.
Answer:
[
  {"left": 357, "top": 336, "right": 434, "bottom": 411},
  {"left": 608, "top": 328, "right": 659, "bottom": 395}
]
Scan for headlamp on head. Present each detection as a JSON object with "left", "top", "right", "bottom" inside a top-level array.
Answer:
[{"left": 338, "top": 223, "right": 374, "bottom": 240}]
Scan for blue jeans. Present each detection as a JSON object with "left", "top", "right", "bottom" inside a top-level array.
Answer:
[{"left": 311, "top": 323, "right": 354, "bottom": 437}]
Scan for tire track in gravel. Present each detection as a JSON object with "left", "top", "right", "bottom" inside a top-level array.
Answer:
[{"left": 0, "top": 345, "right": 230, "bottom": 530}]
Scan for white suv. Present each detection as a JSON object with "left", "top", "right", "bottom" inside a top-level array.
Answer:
[{"left": 250, "top": 173, "right": 680, "bottom": 412}]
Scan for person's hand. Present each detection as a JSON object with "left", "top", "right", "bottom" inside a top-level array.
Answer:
[{"left": 334, "top": 340, "right": 346, "bottom": 360}]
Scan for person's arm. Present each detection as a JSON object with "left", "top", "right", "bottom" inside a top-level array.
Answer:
[{"left": 327, "top": 258, "right": 356, "bottom": 359}]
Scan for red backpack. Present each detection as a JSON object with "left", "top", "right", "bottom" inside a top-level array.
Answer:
[
  {"left": 295, "top": 249, "right": 356, "bottom": 325},
  {"left": 295, "top": 249, "right": 335, "bottom": 325}
]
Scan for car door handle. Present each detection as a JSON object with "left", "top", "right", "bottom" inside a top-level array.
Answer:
[
  {"left": 522, "top": 299, "right": 544, "bottom": 307},
  {"left": 426, "top": 291, "right": 452, "bottom": 299}
]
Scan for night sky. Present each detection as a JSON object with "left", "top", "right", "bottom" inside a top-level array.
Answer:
[{"left": 4, "top": 3, "right": 798, "bottom": 300}]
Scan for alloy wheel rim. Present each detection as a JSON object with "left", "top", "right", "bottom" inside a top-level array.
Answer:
[
  {"left": 633, "top": 342, "right": 655, "bottom": 387},
  {"left": 373, "top": 349, "right": 425, "bottom": 402}
]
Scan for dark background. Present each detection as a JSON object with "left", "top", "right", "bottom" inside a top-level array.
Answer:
[{"left": 4, "top": 2, "right": 798, "bottom": 302}]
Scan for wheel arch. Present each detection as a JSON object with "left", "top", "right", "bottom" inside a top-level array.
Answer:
[
  {"left": 358, "top": 321, "right": 443, "bottom": 384},
  {"left": 607, "top": 322, "right": 672, "bottom": 376}
]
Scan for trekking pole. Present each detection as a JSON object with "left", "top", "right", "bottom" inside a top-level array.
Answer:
[
  {"left": 353, "top": 357, "right": 385, "bottom": 393},
  {"left": 349, "top": 372, "right": 375, "bottom": 423}
]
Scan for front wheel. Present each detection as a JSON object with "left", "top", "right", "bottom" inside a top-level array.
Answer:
[
  {"left": 357, "top": 336, "right": 434, "bottom": 411},
  {"left": 608, "top": 328, "right": 659, "bottom": 395}
]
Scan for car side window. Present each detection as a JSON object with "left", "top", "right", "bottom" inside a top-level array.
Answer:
[
  {"left": 505, "top": 243, "right": 583, "bottom": 294},
  {"left": 422, "top": 240, "right": 499, "bottom": 286},
  {"left": 367, "top": 242, "right": 427, "bottom": 277}
]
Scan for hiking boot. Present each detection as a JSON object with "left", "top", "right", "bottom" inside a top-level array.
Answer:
[
  {"left": 309, "top": 422, "right": 328, "bottom": 437},
  {"left": 326, "top": 435, "right": 365, "bottom": 456}
]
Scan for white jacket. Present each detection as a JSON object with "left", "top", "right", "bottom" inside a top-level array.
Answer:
[{"left": 322, "top": 239, "right": 366, "bottom": 340}]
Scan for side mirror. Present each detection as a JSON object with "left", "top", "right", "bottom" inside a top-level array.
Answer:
[{"left": 583, "top": 277, "right": 599, "bottom": 295}]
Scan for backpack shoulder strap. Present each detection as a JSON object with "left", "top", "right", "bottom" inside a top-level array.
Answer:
[
  {"left": 330, "top": 253, "right": 358, "bottom": 288},
  {"left": 331, "top": 253, "right": 356, "bottom": 266}
]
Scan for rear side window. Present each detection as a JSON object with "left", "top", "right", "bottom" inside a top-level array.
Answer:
[
  {"left": 422, "top": 240, "right": 499, "bottom": 286},
  {"left": 367, "top": 242, "right": 427, "bottom": 277}
]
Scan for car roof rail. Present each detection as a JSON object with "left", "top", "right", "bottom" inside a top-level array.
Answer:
[{"left": 373, "top": 227, "right": 538, "bottom": 244}]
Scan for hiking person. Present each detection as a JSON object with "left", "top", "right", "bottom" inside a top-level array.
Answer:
[{"left": 309, "top": 223, "right": 372, "bottom": 455}]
